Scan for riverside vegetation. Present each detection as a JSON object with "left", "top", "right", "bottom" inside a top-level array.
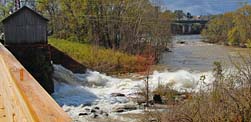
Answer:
[
  {"left": 49, "top": 38, "right": 149, "bottom": 74},
  {"left": 202, "top": 4, "right": 251, "bottom": 48},
  {"left": 0, "top": 0, "right": 174, "bottom": 74},
  {"left": 37, "top": 0, "right": 173, "bottom": 61},
  {"left": 35, "top": 0, "right": 175, "bottom": 74},
  {"left": 175, "top": 59, "right": 251, "bottom": 122},
  {"left": 138, "top": 58, "right": 251, "bottom": 122}
]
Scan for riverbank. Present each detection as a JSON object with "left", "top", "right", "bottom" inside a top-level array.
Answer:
[
  {"left": 49, "top": 38, "right": 149, "bottom": 75},
  {"left": 202, "top": 38, "right": 251, "bottom": 48}
]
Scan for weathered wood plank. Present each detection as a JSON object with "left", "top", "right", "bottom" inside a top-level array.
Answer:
[
  {"left": 0, "top": 43, "right": 71, "bottom": 122},
  {"left": 0, "top": 55, "right": 33, "bottom": 122},
  {"left": 0, "top": 93, "right": 8, "bottom": 122}
]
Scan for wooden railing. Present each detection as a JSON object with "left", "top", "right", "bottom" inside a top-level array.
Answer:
[{"left": 0, "top": 43, "right": 71, "bottom": 122}]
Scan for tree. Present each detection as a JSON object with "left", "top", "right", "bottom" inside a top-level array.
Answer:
[
  {"left": 202, "top": 12, "right": 234, "bottom": 44},
  {"left": 0, "top": 1, "right": 13, "bottom": 32},
  {"left": 37, "top": 0, "right": 174, "bottom": 60},
  {"left": 174, "top": 10, "right": 185, "bottom": 20},
  {"left": 0, "top": 1, "right": 13, "bottom": 20},
  {"left": 187, "top": 12, "right": 193, "bottom": 19},
  {"left": 202, "top": 5, "right": 251, "bottom": 47},
  {"left": 231, "top": 5, "right": 251, "bottom": 46},
  {"left": 37, "top": 0, "right": 61, "bottom": 37}
]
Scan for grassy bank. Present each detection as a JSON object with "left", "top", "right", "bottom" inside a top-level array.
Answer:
[{"left": 49, "top": 38, "right": 148, "bottom": 74}]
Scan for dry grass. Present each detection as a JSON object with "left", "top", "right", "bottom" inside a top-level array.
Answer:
[
  {"left": 49, "top": 38, "right": 149, "bottom": 74},
  {"left": 139, "top": 56, "right": 251, "bottom": 122},
  {"left": 88, "top": 56, "right": 251, "bottom": 122}
]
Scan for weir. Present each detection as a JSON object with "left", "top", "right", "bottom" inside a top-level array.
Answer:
[{"left": 0, "top": 43, "right": 71, "bottom": 121}]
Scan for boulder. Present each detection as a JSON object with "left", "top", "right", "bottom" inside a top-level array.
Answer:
[
  {"left": 79, "top": 113, "right": 88, "bottom": 116},
  {"left": 102, "top": 112, "right": 109, "bottom": 117},
  {"left": 123, "top": 104, "right": 137, "bottom": 110},
  {"left": 112, "top": 103, "right": 138, "bottom": 113},
  {"left": 111, "top": 93, "right": 126, "bottom": 97},
  {"left": 164, "top": 47, "right": 172, "bottom": 52},
  {"left": 89, "top": 113, "right": 98, "bottom": 118},
  {"left": 113, "top": 109, "right": 124, "bottom": 113},
  {"left": 93, "top": 106, "right": 100, "bottom": 110},
  {"left": 177, "top": 40, "right": 186, "bottom": 44},
  {"left": 84, "top": 107, "right": 91, "bottom": 112},
  {"left": 153, "top": 94, "right": 163, "bottom": 104},
  {"left": 91, "top": 109, "right": 96, "bottom": 113}
]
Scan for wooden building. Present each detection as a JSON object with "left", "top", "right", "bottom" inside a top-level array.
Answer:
[
  {"left": 2, "top": 6, "right": 49, "bottom": 45},
  {"left": 1, "top": 6, "right": 54, "bottom": 94}
]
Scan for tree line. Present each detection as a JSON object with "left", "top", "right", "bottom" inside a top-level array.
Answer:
[
  {"left": 36, "top": 0, "right": 174, "bottom": 60},
  {"left": 202, "top": 5, "right": 251, "bottom": 48}
]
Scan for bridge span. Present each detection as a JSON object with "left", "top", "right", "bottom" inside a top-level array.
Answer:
[
  {"left": 172, "top": 19, "right": 209, "bottom": 34},
  {"left": 0, "top": 43, "right": 71, "bottom": 122}
]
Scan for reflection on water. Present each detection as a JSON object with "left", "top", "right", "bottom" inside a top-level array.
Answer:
[{"left": 160, "top": 35, "right": 250, "bottom": 71}]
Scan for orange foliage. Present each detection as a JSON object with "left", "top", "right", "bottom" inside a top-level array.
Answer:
[{"left": 135, "top": 44, "right": 156, "bottom": 75}]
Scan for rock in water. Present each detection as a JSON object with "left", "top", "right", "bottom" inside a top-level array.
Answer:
[
  {"left": 102, "top": 112, "right": 109, "bottom": 117},
  {"left": 164, "top": 47, "right": 172, "bottom": 52},
  {"left": 91, "top": 109, "right": 96, "bottom": 113},
  {"left": 84, "top": 107, "right": 91, "bottom": 112},
  {"left": 153, "top": 94, "right": 162, "bottom": 104},
  {"left": 177, "top": 40, "right": 186, "bottom": 44},
  {"left": 79, "top": 113, "right": 88, "bottom": 116},
  {"left": 90, "top": 113, "right": 98, "bottom": 118},
  {"left": 93, "top": 106, "right": 100, "bottom": 110},
  {"left": 112, "top": 103, "right": 137, "bottom": 113},
  {"left": 114, "top": 109, "right": 124, "bottom": 113},
  {"left": 111, "top": 93, "right": 126, "bottom": 97}
]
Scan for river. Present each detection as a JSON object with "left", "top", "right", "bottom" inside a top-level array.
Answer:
[
  {"left": 52, "top": 35, "right": 250, "bottom": 122},
  {"left": 160, "top": 35, "right": 250, "bottom": 72}
]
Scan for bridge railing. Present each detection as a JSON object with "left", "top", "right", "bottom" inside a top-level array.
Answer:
[{"left": 0, "top": 43, "right": 71, "bottom": 122}]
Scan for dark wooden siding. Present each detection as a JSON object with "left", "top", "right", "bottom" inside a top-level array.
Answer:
[{"left": 3, "top": 9, "right": 47, "bottom": 44}]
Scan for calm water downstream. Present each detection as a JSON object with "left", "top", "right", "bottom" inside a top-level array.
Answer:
[{"left": 160, "top": 35, "right": 250, "bottom": 72}]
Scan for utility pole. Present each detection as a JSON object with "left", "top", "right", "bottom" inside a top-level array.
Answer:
[
  {"left": 14, "top": 0, "right": 37, "bottom": 11},
  {"left": 14, "top": 0, "right": 20, "bottom": 11}
]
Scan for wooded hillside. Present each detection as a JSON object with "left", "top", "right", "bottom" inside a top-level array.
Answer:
[{"left": 36, "top": 0, "right": 174, "bottom": 58}]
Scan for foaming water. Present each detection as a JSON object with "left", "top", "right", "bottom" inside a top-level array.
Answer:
[{"left": 52, "top": 65, "right": 214, "bottom": 120}]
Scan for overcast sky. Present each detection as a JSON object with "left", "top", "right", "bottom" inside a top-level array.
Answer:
[{"left": 155, "top": 0, "right": 251, "bottom": 15}]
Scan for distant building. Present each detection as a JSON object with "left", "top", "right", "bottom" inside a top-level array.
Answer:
[
  {"left": 193, "top": 16, "right": 201, "bottom": 20},
  {"left": 2, "top": 6, "right": 49, "bottom": 45}
]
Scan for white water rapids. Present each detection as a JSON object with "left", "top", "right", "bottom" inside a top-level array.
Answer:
[
  {"left": 52, "top": 64, "right": 214, "bottom": 121},
  {"left": 50, "top": 35, "right": 251, "bottom": 121}
]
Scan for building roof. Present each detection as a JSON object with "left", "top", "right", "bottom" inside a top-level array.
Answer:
[{"left": 2, "top": 6, "right": 49, "bottom": 23}]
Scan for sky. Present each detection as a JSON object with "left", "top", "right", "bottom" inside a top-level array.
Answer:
[
  {"left": 155, "top": 0, "right": 251, "bottom": 15},
  {"left": 1, "top": 0, "right": 251, "bottom": 16}
]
